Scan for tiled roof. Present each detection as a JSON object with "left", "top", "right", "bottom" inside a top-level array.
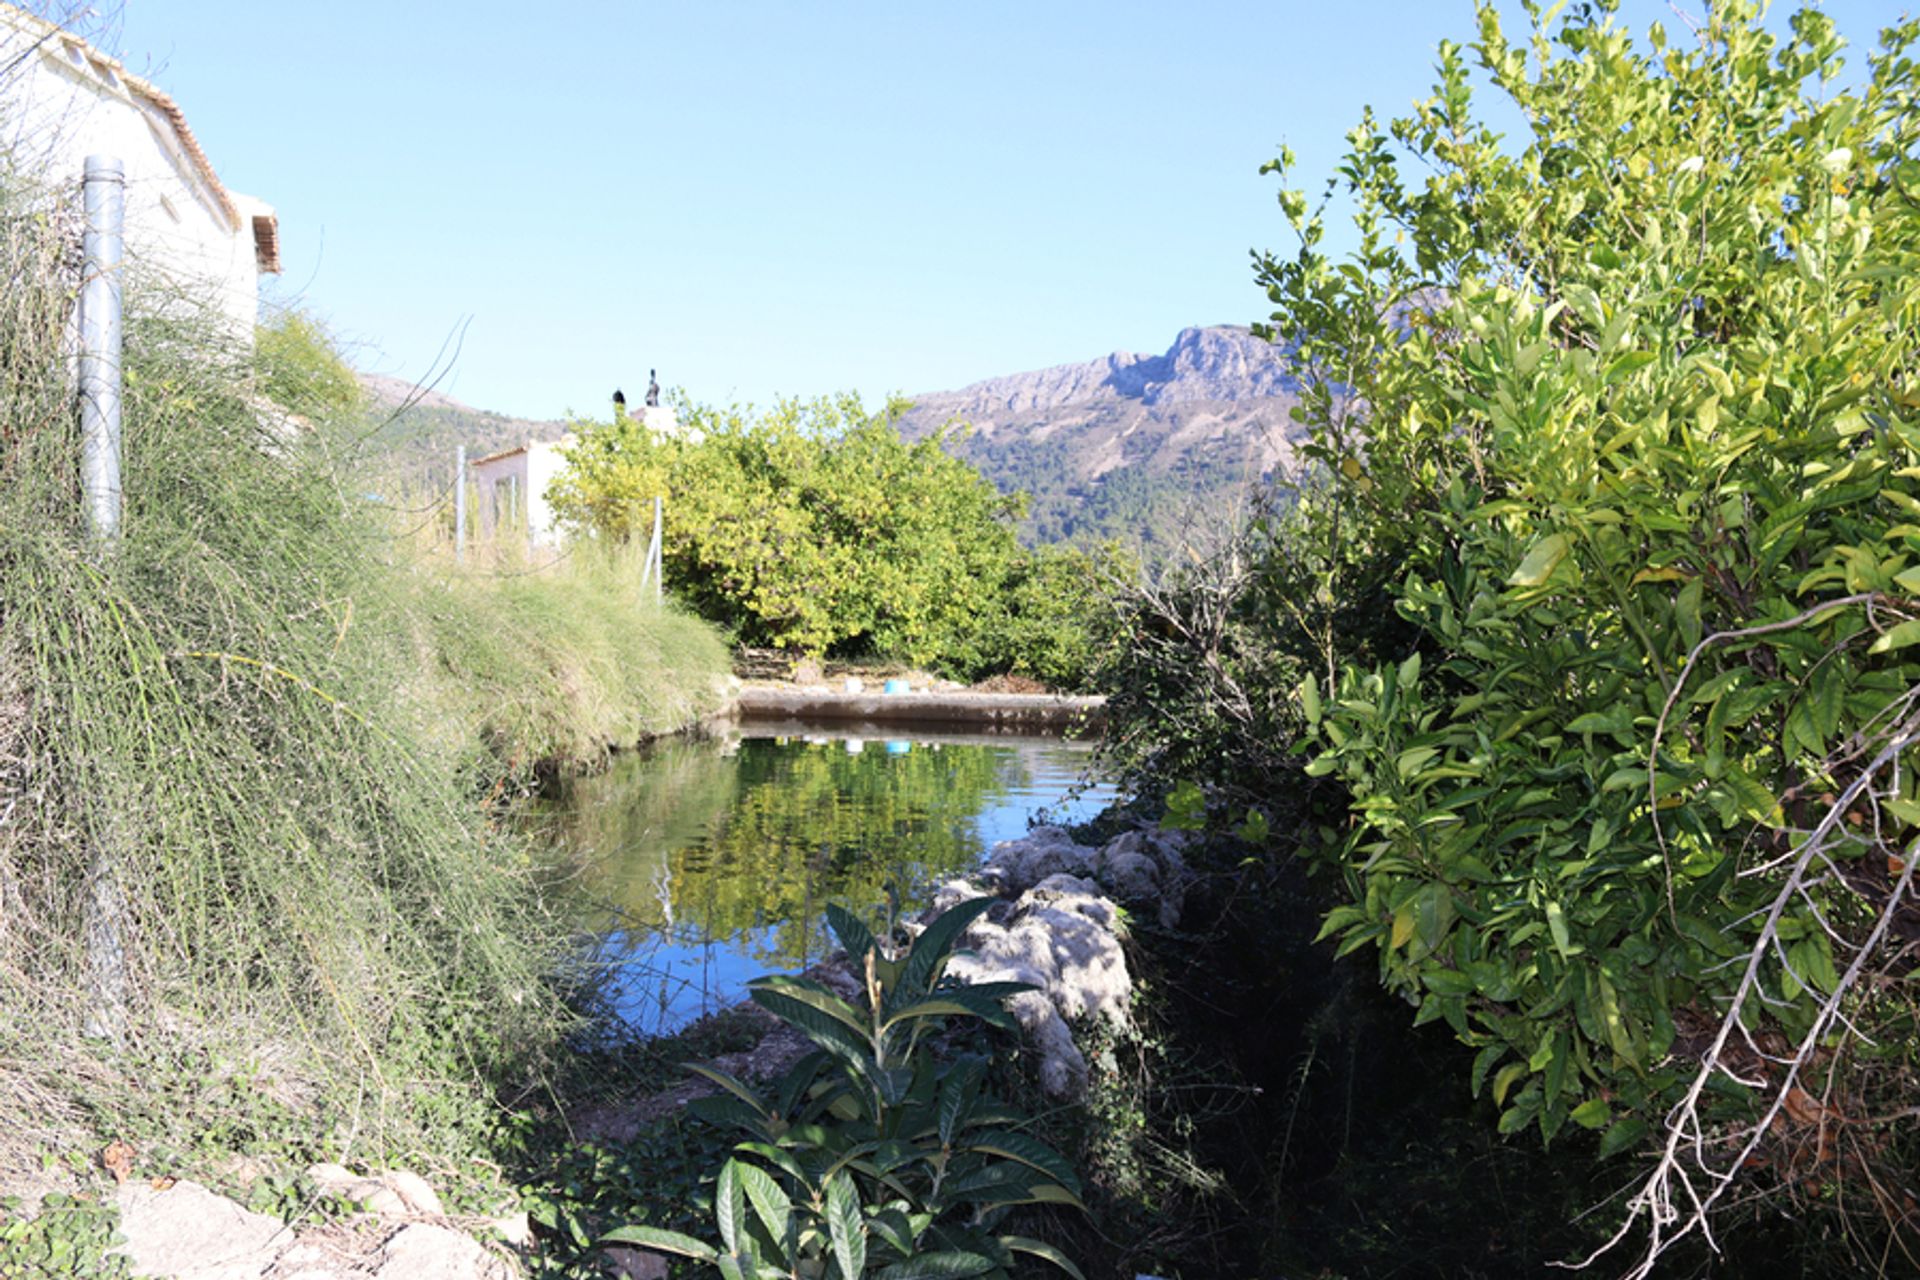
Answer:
[{"left": 2, "top": 3, "right": 242, "bottom": 229}]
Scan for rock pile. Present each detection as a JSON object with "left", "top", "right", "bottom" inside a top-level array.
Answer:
[
  {"left": 111, "top": 1166, "right": 522, "bottom": 1280},
  {"left": 933, "top": 823, "right": 1189, "bottom": 1096}
]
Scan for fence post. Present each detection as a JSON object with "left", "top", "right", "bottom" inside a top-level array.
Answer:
[
  {"left": 79, "top": 155, "right": 124, "bottom": 541},
  {"left": 651, "top": 495, "right": 664, "bottom": 605},
  {"left": 77, "top": 155, "right": 127, "bottom": 1041},
  {"left": 454, "top": 444, "right": 467, "bottom": 563}
]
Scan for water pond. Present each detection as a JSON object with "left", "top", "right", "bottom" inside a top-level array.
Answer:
[{"left": 538, "top": 719, "right": 1118, "bottom": 1035}]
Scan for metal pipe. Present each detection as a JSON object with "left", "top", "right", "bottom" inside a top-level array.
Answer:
[
  {"left": 651, "top": 495, "right": 664, "bottom": 604},
  {"left": 77, "top": 157, "right": 127, "bottom": 1041},
  {"left": 454, "top": 444, "right": 467, "bottom": 563},
  {"left": 79, "top": 155, "right": 124, "bottom": 541}
]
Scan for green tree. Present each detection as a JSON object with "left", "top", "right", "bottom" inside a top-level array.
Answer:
[
  {"left": 1256, "top": 3, "right": 1920, "bottom": 1271},
  {"left": 254, "top": 308, "right": 364, "bottom": 419},
  {"left": 552, "top": 393, "right": 1113, "bottom": 677}
]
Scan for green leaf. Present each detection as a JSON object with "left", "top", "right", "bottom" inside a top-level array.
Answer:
[
  {"left": 1545, "top": 901, "right": 1578, "bottom": 958},
  {"left": 875, "top": 1252, "right": 996, "bottom": 1280},
  {"left": 937, "top": 1059, "right": 983, "bottom": 1147},
  {"left": 597, "top": 1225, "right": 718, "bottom": 1262},
  {"left": 1493, "top": 1061, "right": 1528, "bottom": 1109},
  {"left": 1598, "top": 1116, "right": 1649, "bottom": 1159},
  {"left": 1570, "top": 1098, "right": 1611, "bottom": 1130},
  {"left": 749, "top": 978, "right": 873, "bottom": 1059},
  {"left": 970, "top": 1129, "right": 1084, "bottom": 1197},
  {"left": 714, "top": 1160, "right": 746, "bottom": 1254},
  {"left": 1868, "top": 619, "right": 1920, "bottom": 653},
  {"left": 730, "top": 1160, "right": 792, "bottom": 1254},
  {"left": 899, "top": 897, "right": 997, "bottom": 997},
  {"left": 825, "top": 1171, "right": 866, "bottom": 1280},
  {"left": 881, "top": 998, "right": 992, "bottom": 1033},
  {"left": 684, "top": 1064, "right": 773, "bottom": 1119},
  {"left": 1509, "top": 533, "right": 1572, "bottom": 587},
  {"left": 826, "top": 903, "right": 878, "bottom": 965},
  {"left": 1470, "top": 1044, "right": 1504, "bottom": 1099},
  {"left": 1002, "top": 1236, "right": 1087, "bottom": 1280}
]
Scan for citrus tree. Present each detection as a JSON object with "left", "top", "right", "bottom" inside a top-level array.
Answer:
[
  {"left": 551, "top": 392, "right": 1111, "bottom": 680},
  {"left": 1257, "top": 3, "right": 1920, "bottom": 1271}
]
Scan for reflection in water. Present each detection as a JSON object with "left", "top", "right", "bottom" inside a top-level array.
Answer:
[{"left": 541, "top": 722, "right": 1116, "bottom": 1034}]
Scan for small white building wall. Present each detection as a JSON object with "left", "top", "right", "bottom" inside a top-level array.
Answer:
[
  {"left": 470, "top": 438, "right": 571, "bottom": 549},
  {"left": 0, "top": 8, "right": 273, "bottom": 341}
]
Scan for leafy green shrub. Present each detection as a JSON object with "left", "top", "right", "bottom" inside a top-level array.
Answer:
[
  {"left": 255, "top": 308, "right": 365, "bottom": 419},
  {"left": 1256, "top": 2, "right": 1920, "bottom": 1269},
  {"left": 605, "top": 900, "right": 1085, "bottom": 1278}
]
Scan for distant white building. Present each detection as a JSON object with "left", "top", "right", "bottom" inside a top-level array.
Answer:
[
  {"left": 470, "top": 436, "right": 574, "bottom": 549},
  {"left": 0, "top": 4, "right": 280, "bottom": 339}
]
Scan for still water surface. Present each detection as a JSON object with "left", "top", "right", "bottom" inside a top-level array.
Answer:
[{"left": 540, "top": 720, "right": 1117, "bottom": 1034}]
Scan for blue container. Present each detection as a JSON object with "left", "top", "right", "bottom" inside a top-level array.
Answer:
[{"left": 883, "top": 678, "right": 910, "bottom": 694}]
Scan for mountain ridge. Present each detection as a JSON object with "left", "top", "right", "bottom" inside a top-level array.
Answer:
[{"left": 896, "top": 325, "right": 1306, "bottom": 548}]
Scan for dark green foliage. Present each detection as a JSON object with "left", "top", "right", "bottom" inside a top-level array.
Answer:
[
  {"left": 604, "top": 900, "right": 1084, "bottom": 1278},
  {"left": 0, "top": 1195, "right": 130, "bottom": 1280},
  {"left": 1092, "top": 1, "right": 1920, "bottom": 1270}
]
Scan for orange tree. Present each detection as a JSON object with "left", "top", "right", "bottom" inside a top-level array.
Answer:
[
  {"left": 1257, "top": 2, "right": 1920, "bottom": 1271},
  {"left": 550, "top": 392, "right": 1112, "bottom": 682}
]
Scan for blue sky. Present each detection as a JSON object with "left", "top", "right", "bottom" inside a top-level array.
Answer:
[{"left": 95, "top": 1, "right": 1910, "bottom": 420}]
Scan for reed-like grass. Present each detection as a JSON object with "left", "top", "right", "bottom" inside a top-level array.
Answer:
[{"left": 0, "top": 177, "right": 732, "bottom": 1201}]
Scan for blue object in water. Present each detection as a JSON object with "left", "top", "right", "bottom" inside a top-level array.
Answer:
[{"left": 886, "top": 740, "right": 912, "bottom": 755}]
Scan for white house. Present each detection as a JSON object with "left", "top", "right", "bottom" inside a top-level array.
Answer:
[
  {"left": 470, "top": 436, "right": 574, "bottom": 549},
  {"left": 0, "top": 4, "right": 279, "bottom": 339}
]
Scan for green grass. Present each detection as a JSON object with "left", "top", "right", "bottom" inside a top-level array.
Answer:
[{"left": 407, "top": 542, "right": 734, "bottom": 779}]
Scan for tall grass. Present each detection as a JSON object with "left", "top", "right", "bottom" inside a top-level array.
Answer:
[
  {"left": 399, "top": 533, "right": 732, "bottom": 780},
  {"left": 0, "top": 178, "right": 731, "bottom": 1198}
]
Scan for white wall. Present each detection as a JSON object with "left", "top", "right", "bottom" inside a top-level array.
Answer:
[
  {"left": 0, "top": 8, "right": 273, "bottom": 341},
  {"left": 471, "top": 439, "right": 570, "bottom": 549}
]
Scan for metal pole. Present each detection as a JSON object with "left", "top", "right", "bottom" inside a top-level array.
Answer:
[
  {"left": 79, "top": 155, "right": 124, "bottom": 541},
  {"left": 651, "top": 495, "right": 664, "bottom": 605},
  {"left": 78, "top": 156, "right": 127, "bottom": 1041},
  {"left": 453, "top": 444, "right": 466, "bottom": 563}
]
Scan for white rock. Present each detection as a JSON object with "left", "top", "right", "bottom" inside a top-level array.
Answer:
[
  {"left": 372, "top": 1223, "right": 509, "bottom": 1280},
  {"left": 345, "top": 1179, "right": 410, "bottom": 1218},
  {"left": 303, "top": 1163, "right": 355, "bottom": 1192},
  {"left": 113, "top": 1178, "right": 292, "bottom": 1280},
  {"left": 381, "top": 1168, "right": 444, "bottom": 1216}
]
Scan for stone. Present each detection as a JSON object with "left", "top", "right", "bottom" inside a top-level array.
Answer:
[
  {"left": 345, "top": 1180, "right": 409, "bottom": 1218},
  {"left": 113, "top": 1178, "right": 292, "bottom": 1280},
  {"left": 945, "top": 863, "right": 1136, "bottom": 1097},
  {"left": 984, "top": 826, "right": 1097, "bottom": 891},
  {"left": 1098, "top": 849, "right": 1161, "bottom": 905},
  {"left": 602, "top": 1244, "right": 671, "bottom": 1279},
  {"left": 381, "top": 1168, "right": 443, "bottom": 1216},
  {"left": 303, "top": 1163, "right": 355, "bottom": 1191},
  {"left": 491, "top": 1210, "right": 534, "bottom": 1248},
  {"left": 371, "top": 1223, "right": 509, "bottom": 1280}
]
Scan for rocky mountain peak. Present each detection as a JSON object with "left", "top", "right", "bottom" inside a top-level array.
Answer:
[{"left": 909, "top": 326, "right": 1298, "bottom": 425}]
